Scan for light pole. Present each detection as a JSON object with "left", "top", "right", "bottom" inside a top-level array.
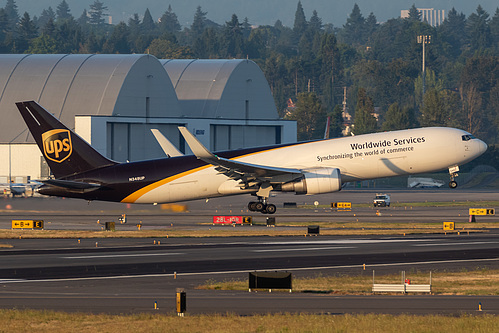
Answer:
[{"left": 417, "top": 35, "right": 431, "bottom": 106}]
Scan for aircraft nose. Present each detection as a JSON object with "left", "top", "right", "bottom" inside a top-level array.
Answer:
[{"left": 477, "top": 139, "right": 487, "bottom": 156}]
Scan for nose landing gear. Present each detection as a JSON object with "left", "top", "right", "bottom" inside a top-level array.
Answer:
[{"left": 448, "top": 165, "right": 459, "bottom": 188}]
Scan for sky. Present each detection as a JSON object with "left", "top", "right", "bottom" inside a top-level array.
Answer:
[{"left": 6, "top": 0, "right": 499, "bottom": 28}]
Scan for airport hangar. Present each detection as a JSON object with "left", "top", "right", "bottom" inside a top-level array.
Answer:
[{"left": 0, "top": 54, "right": 296, "bottom": 182}]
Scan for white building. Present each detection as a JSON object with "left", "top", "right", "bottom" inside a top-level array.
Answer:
[{"left": 401, "top": 8, "right": 445, "bottom": 27}]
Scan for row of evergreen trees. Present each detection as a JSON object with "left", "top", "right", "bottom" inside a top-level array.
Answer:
[{"left": 1, "top": 0, "right": 499, "bottom": 150}]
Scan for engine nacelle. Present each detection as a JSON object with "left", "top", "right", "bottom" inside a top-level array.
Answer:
[{"left": 281, "top": 167, "right": 341, "bottom": 195}]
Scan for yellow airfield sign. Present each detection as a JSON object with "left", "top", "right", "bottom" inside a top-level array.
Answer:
[
  {"left": 12, "top": 220, "right": 44, "bottom": 229},
  {"left": 332, "top": 202, "right": 352, "bottom": 209},
  {"left": 469, "top": 208, "right": 495, "bottom": 216},
  {"left": 443, "top": 222, "right": 455, "bottom": 231}
]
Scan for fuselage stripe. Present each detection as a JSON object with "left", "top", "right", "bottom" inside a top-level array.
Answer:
[
  {"left": 121, "top": 165, "right": 211, "bottom": 203},
  {"left": 120, "top": 141, "right": 313, "bottom": 203}
]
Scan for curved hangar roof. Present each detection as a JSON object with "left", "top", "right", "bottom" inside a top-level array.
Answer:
[
  {"left": 160, "top": 59, "right": 278, "bottom": 120},
  {"left": 0, "top": 54, "right": 181, "bottom": 143}
]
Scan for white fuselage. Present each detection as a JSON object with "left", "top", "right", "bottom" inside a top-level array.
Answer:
[{"left": 125, "top": 127, "right": 487, "bottom": 204}]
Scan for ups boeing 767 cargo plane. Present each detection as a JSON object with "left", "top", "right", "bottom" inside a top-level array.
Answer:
[{"left": 16, "top": 101, "right": 487, "bottom": 214}]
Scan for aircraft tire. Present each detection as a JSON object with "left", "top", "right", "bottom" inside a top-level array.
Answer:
[
  {"left": 248, "top": 202, "right": 258, "bottom": 211},
  {"left": 265, "top": 204, "right": 276, "bottom": 214},
  {"left": 255, "top": 202, "right": 265, "bottom": 212},
  {"left": 449, "top": 180, "right": 458, "bottom": 189}
]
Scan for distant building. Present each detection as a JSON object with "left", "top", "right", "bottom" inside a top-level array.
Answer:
[
  {"left": 401, "top": 8, "right": 445, "bottom": 27},
  {"left": 0, "top": 55, "right": 295, "bottom": 181}
]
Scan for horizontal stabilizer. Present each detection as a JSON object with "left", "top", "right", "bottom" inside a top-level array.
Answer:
[
  {"left": 42, "top": 179, "right": 101, "bottom": 190},
  {"left": 151, "top": 129, "right": 183, "bottom": 157}
]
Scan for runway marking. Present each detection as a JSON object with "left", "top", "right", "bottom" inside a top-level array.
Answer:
[
  {"left": 62, "top": 253, "right": 184, "bottom": 259},
  {"left": 2, "top": 257, "right": 499, "bottom": 284},
  {"left": 252, "top": 246, "right": 355, "bottom": 253},
  {"left": 257, "top": 239, "right": 439, "bottom": 245},
  {"left": 0, "top": 279, "right": 25, "bottom": 283},
  {"left": 413, "top": 242, "right": 496, "bottom": 247}
]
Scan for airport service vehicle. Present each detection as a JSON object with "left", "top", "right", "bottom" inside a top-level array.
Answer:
[
  {"left": 373, "top": 194, "right": 390, "bottom": 207},
  {"left": 16, "top": 101, "right": 487, "bottom": 214}
]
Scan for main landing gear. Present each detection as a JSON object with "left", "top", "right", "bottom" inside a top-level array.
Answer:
[
  {"left": 448, "top": 165, "right": 459, "bottom": 189},
  {"left": 248, "top": 198, "right": 276, "bottom": 214},
  {"left": 247, "top": 182, "right": 277, "bottom": 214}
]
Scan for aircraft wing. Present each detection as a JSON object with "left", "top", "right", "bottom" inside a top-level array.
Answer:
[{"left": 178, "top": 127, "right": 302, "bottom": 184}]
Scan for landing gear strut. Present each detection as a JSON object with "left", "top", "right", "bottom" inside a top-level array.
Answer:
[
  {"left": 248, "top": 198, "right": 276, "bottom": 214},
  {"left": 247, "top": 182, "right": 276, "bottom": 214},
  {"left": 448, "top": 165, "right": 459, "bottom": 189}
]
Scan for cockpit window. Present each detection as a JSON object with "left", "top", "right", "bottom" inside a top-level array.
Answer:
[{"left": 462, "top": 134, "right": 476, "bottom": 141}]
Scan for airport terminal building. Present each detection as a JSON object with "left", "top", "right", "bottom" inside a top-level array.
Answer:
[{"left": 0, "top": 54, "right": 296, "bottom": 181}]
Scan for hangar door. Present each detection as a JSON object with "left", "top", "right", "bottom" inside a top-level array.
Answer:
[
  {"left": 211, "top": 125, "right": 281, "bottom": 151},
  {"left": 107, "top": 122, "right": 184, "bottom": 162}
]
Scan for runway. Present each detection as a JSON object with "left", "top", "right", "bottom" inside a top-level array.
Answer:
[
  {"left": 0, "top": 189, "right": 498, "bottom": 315},
  {"left": 1, "top": 234, "right": 499, "bottom": 279}
]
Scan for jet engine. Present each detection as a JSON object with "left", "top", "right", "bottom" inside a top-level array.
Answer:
[{"left": 280, "top": 167, "right": 341, "bottom": 195}]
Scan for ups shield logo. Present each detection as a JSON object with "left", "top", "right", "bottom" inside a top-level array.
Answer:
[{"left": 42, "top": 129, "right": 72, "bottom": 163}]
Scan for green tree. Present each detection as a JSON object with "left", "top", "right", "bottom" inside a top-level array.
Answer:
[
  {"left": 141, "top": 8, "right": 156, "bottom": 35},
  {"left": 308, "top": 10, "right": 322, "bottom": 33},
  {"left": 353, "top": 87, "right": 377, "bottom": 135},
  {"left": 319, "top": 33, "right": 340, "bottom": 110},
  {"left": 381, "top": 103, "right": 416, "bottom": 131},
  {"left": 28, "top": 34, "right": 57, "bottom": 53},
  {"left": 491, "top": 8, "right": 499, "bottom": 49},
  {"left": 102, "top": 21, "right": 130, "bottom": 53},
  {"left": 77, "top": 9, "right": 89, "bottom": 27},
  {"left": 41, "top": 17, "right": 56, "bottom": 37},
  {"left": 147, "top": 38, "right": 194, "bottom": 59},
  {"left": 56, "top": 0, "right": 72, "bottom": 22},
  {"left": 159, "top": 5, "right": 181, "bottom": 34},
  {"left": 438, "top": 8, "right": 466, "bottom": 58},
  {"left": 4, "top": 0, "right": 19, "bottom": 31},
  {"left": 407, "top": 4, "right": 421, "bottom": 22},
  {"left": 128, "top": 13, "right": 140, "bottom": 34},
  {"left": 327, "top": 105, "right": 344, "bottom": 138},
  {"left": 192, "top": 27, "right": 219, "bottom": 58},
  {"left": 420, "top": 88, "right": 447, "bottom": 127},
  {"left": 191, "top": 6, "right": 207, "bottom": 38},
  {"left": 88, "top": 0, "right": 107, "bottom": 26},
  {"left": 465, "top": 5, "right": 491, "bottom": 52},
  {"left": 221, "top": 14, "right": 244, "bottom": 57},
  {"left": 342, "top": 3, "right": 365, "bottom": 45},
  {"left": 293, "top": 1, "right": 307, "bottom": 38},
  {"left": 17, "top": 12, "right": 38, "bottom": 51},
  {"left": 0, "top": 8, "right": 9, "bottom": 50},
  {"left": 414, "top": 68, "right": 444, "bottom": 110},
  {"left": 364, "top": 12, "right": 378, "bottom": 40},
  {"left": 242, "top": 17, "right": 251, "bottom": 39},
  {"left": 285, "top": 92, "right": 327, "bottom": 141},
  {"left": 54, "top": 18, "right": 82, "bottom": 53},
  {"left": 37, "top": 7, "right": 56, "bottom": 28},
  {"left": 80, "top": 30, "right": 101, "bottom": 53}
]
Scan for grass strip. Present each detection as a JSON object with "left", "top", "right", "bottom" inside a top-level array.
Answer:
[
  {"left": 0, "top": 310, "right": 497, "bottom": 333},
  {"left": 303, "top": 200, "right": 499, "bottom": 209},
  {"left": 0, "top": 224, "right": 489, "bottom": 239},
  {"left": 198, "top": 268, "right": 499, "bottom": 296}
]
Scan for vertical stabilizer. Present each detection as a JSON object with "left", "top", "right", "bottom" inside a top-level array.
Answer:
[{"left": 16, "top": 101, "right": 116, "bottom": 179}]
